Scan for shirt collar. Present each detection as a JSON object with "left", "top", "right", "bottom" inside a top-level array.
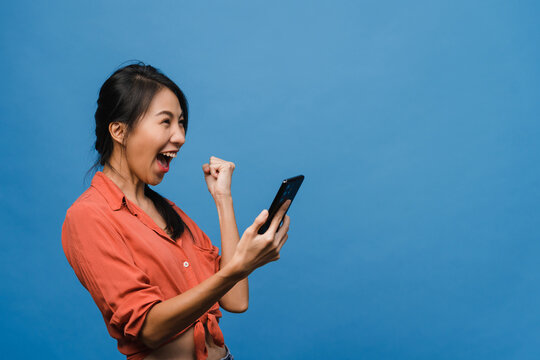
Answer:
[
  {"left": 90, "top": 171, "right": 128, "bottom": 211},
  {"left": 90, "top": 170, "right": 178, "bottom": 212}
]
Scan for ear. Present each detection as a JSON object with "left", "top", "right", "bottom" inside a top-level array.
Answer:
[{"left": 109, "top": 122, "right": 127, "bottom": 145}]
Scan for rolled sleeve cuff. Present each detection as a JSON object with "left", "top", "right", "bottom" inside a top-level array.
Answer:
[{"left": 110, "top": 286, "right": 164, "bottom": 339}]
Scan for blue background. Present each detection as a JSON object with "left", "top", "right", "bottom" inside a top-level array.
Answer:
[{"left": 1, "top": 1, "right": 539, "bottom": 359}]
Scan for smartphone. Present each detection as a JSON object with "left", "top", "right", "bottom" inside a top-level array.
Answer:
[{"left": 258, "top": 175, "right": 304, "bottom": 234}]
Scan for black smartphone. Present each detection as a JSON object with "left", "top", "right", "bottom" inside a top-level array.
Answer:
[{"left": 258, "top": 175, "right": 304, "bottom": 234}]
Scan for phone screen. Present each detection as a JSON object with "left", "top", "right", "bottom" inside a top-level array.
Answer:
[{"left": 258, "top": 175, "right": 304, "bottom": 234}]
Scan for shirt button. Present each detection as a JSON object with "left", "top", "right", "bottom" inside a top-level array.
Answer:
[{"left": 183, "top": 261, "right": 189, "bottom": 268}]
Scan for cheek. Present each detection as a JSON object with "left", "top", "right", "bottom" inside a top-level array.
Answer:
[{"left": 126, "top": 135, "right": 158, "bottom": 164}]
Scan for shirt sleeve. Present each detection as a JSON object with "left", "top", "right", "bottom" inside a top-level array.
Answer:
[{"left": 62, "top": 203, "right": 164, "bottom": 341}]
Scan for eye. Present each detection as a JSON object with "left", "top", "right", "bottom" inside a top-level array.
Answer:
[
  {"left": 162, "top": 118, "right": 171, "bottom": 125},
  {"left": 179, "top": 119, "right": 185, "bottom": 127}
]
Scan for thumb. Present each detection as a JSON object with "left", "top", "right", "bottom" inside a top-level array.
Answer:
[{"left": 202, "top": 163, "right": 210, "bottom": 174}]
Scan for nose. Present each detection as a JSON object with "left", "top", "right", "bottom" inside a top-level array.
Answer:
[{"left": 170, "top": 123, "right": 186, "bottom": 147}]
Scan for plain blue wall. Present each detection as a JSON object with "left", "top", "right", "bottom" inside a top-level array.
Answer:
[{"left": 1, "top": 1, "right": 539, "bottom": 359}]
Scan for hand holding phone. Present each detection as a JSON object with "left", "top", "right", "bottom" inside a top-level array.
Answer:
[{"left": 230, "top": 175, "right": 304, "bottom": 279}]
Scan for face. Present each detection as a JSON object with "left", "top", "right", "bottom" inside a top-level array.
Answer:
[{"left": 122, "top": 87, "right": 186, "bottom": 185}]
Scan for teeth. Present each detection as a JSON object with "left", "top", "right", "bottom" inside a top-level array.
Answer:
[{"left": 161, "top": 152, "right": 177, "bottom": 158}]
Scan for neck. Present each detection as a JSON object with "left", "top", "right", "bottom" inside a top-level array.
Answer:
[{"left": 102, "top": 161, "right": 148, "bottom": 207}]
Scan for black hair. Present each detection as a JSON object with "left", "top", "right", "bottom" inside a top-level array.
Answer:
[{"left": 87, "top": 61, "right": 188, "bottom": 240}]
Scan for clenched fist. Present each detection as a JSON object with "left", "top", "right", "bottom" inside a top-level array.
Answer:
[{"left": 202, "top": 156, "right": 236, "bottom": 200}]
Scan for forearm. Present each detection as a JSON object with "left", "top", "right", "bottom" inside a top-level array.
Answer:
[
  {"left": 215, "top": 196, "right": 249, "bottom": 311},
  {"left": 140, "top": 263, "right": 242, "bottom": 349}
]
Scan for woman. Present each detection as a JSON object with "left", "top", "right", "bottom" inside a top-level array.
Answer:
[{"left": 61, "top": 62, "right": 291, "bottom": 360}]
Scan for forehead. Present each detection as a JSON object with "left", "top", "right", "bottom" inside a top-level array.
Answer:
[{"left": 147, "top": 87, "right": 183, "bottom": 117}]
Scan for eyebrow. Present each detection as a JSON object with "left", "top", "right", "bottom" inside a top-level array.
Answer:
[{"left": 156, "top": 110, "right": 184, "bottom": 119}]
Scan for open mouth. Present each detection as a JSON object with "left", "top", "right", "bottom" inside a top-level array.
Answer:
[{"left": 156, "top": 151, "right": 176, "bottom": 171}]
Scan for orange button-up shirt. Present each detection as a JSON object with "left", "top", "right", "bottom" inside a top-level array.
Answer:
[{"left": 62, "top": 171, "right": 225, "bottom": 360}]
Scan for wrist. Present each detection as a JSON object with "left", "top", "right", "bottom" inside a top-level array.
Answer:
[
  {"left": 219, "top": 257, "right": 247, "bottom": 281},
  {"left": 214, "top": 194, "right": 233, "bottom": 205}
]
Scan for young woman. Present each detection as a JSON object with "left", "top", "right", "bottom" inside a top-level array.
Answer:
[{"left": 61, "top": 63, "right": 291, "bottom": 360}]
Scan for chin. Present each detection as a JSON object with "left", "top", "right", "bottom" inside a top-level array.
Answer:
[{"left": 147, "top": 174, "right": 164, "bottom": 186}]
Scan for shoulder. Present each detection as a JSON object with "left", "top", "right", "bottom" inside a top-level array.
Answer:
[
  {"left": 62, "top": 186, "right": 118, "bottom": 235},
  {"left": 66, "top": 188, "right": 110, "bottom": 219},
  {"left": 62, "top": 188, "right": 125, "bottom": 259}
]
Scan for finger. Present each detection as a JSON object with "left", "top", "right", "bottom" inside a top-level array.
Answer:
[
  {"left": 210, "top": 165, "right": 219, "bottom": 178},
  {"left": 249, "top": 209, "right": 269, "bottom": 233},
  {"left": 210, "top": 156, "right": 225, "bottom": 164},
  {"left": 211, "top": 160, "right": 234, "bottom": 173},
  {"left": 202, "top": 163, "right": 210, "bottom": 174},
  {"left": 267, "top": 199, "right": 291, "bottom": 234},
  {"left": 210, "top": 156, "right": 235, "bottom": 170},
  {"left": 275, "top": 214, "right": 290, "bottom": 242},
  {"left": 277, "top": 233, "right": 289, "bottom": 252}
]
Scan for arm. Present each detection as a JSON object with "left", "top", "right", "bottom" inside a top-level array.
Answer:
[
  {"left": 202, "top": 156, "right": 249, "bottom": 313},
  {"left": 140, "top": 261, "right": 244, "bottom": 349},
  {"left": 214, "top": 195, "right": 249, "bottom": 312}
]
